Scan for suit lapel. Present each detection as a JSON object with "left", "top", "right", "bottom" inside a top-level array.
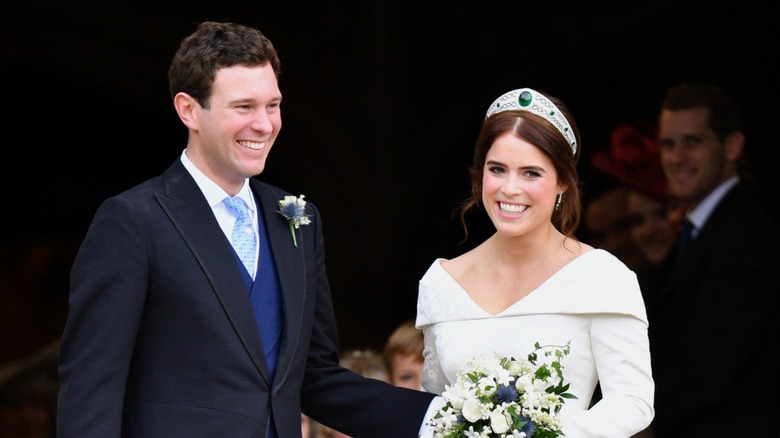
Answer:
[
  {"left": 155, "top": 160, "right": 271, "bottom": 385},
  {"left": 661, "top": 183, "right": 741, "bottom": 294}
]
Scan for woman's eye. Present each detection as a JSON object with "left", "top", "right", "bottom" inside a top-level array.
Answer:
[{"left": 488, "top": 166, "right": 506, "bottom": 174}]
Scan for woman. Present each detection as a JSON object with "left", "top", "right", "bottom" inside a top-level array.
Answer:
[
  {"left": 416, "top": 88, "right": 654, "bottom": 436},
  {"left": 589, "top": 119, "right": 683, "bottom": 303}
]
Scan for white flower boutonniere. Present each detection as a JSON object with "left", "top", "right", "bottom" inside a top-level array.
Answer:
[
  {"left": 277, "top": 194, "right": 311, "bottom": 248},
  {"left": 431, "top": 342, "right": 576, "bottom": 438}
]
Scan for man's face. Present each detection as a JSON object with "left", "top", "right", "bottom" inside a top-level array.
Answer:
[
  {"left": 187, "top": 64, "right": 282, "bottom": 194},
  {"left": 658, "top": 107, "right": 729, "bottom": 208}
]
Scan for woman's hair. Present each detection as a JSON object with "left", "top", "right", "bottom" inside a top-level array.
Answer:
[{"left": 456, "top": 91, "right": 582, "bottom": 241}]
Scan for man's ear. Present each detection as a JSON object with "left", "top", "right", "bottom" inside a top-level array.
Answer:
[
  {"left": 724, "top": 131, "right": 745, "bottom": 162},
  {"left": 173, "top": 92, "right": 199, "bottom": 130}
]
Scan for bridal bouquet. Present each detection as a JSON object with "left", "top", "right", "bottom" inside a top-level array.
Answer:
[{"left": 430, "top": 342, "right": 576, "bottom": 438}]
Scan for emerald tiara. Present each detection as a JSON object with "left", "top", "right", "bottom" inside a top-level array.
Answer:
[{"left": 485, "top": 88, "right": 577, "bottom": 155}]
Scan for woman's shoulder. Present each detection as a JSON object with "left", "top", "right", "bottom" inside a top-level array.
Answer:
[
  {"left": 440, "top": 241, "right": 489, "bottom": 271},
  {"left": 575, "top": 247, "right": 632, "bottom": 272}
]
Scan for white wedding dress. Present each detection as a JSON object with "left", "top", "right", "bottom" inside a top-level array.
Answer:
[{"left": 416, "top": 249, "right": 654, "bottom": 437}]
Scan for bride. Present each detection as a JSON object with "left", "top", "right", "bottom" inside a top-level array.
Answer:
[{"left": 416, "top": 88, "right": 654, "bottom": 437}]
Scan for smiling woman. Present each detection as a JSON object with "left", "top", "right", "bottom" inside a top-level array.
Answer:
[
  {"left": 3, "top": 2, "right": 778, "bottom": 362},
  {"left": 415, "top": 87, "right": 655, "bottom": 437},
  {"left": 3, "top": 8, "right": 778, "bottom": 436}
]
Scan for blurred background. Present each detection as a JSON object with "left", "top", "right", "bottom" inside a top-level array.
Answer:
[{"left": 2, "top": 2, "right": 778, "bottom": 369}]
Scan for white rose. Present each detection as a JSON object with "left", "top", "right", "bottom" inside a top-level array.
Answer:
[
  {"left": 515, "top": 374, "right": 533, "bottom": 393},
  {"left": 506, "top": 360, "right": 522, "bottom": 376},
  {"left": 489, "top": 410, "right": 511, "bottom": 434},
  {"left": 461, "top": 398, "right": 484, "bottom": 423},
  {"left": 477, "top": 377, "right": 498, "bottom": 397},
  {"left": 446, "top": 394, "right": 465, "bottom": 411}
]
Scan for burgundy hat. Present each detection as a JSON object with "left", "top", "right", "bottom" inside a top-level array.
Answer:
[{"left": 591, "top": 120, "right": 668, "bottom": 201}]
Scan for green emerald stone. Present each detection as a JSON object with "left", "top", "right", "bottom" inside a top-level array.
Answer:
[
  {"left": 518, "top": 91, "right": 532, "bottom": 107},
  {"left": 549, "top": 110, "right": 555, "bottom": 116}
]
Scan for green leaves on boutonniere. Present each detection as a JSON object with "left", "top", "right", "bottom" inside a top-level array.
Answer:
[{"left": 277, "top": 195, "right": 311, "bottom": 248}]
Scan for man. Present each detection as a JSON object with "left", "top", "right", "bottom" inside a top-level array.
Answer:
[
  {"left": 647, "top": 82, "right": 779, "bottom": 436},
  {"left": 57, "top": 21, "right": 436, "bottom": 437}
]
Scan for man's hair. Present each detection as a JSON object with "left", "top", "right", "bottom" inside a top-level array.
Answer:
[
  {"left": 383, "top": 320, "right": 423, "bottom": 373},
  {"left": 661, "top": 81, "right": 755, "bottom": 183},
  {"left": 167, "top": 21, "right": 281, "bottom": 108},
  {"left": 661, "top": 82, "right": 743, "bottom": 142}
]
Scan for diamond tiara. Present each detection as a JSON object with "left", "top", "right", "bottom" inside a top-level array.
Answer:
[{"left": 485, "top": 88, "right": 577, "bottom": 155}]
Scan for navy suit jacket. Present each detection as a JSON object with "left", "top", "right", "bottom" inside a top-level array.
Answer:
[
  {"left": 646, "top": 181, "right": 780, "bottom": 436},
  {"left": 57, "top": 159, "right": 434, "bottom": 437}
]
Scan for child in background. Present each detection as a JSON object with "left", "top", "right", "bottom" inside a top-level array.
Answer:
[{"left": 382, "top": 319, "right": 424, "bottom": 391}]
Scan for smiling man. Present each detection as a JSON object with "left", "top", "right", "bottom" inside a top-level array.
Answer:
[
  {"left": 56, "top": 21, "right": 437, "bottom": 438},
  {"left": 646, "top": 82, "right": 780, "bottom": 437}
]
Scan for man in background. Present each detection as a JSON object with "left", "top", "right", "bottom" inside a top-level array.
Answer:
[{"left": 647, "top": 81, "right": 779, "bottom": 436}]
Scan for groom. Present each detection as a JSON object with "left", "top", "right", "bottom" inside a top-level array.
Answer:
[{"left": 57, "top": 21, "right": 436, "bottom": 437}]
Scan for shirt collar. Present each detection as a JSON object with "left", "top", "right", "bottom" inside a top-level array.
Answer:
[
  {"left": 688, "top": 175, "right": 739, "bottom": 231},
  {"left": 179, "top": 149, "right": 256, "bottom": 213}
]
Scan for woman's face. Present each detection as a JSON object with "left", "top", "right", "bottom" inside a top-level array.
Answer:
[
  {"left": 626, "top": 190, "right": 677, "bottom": 264},
  {"left": 482, "top": 133, "right": 562, "bottom": 238}
]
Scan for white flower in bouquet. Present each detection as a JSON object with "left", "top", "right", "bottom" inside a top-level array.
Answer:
[{"left": 430, "top": 342, "right": 576, "bottom": 438}]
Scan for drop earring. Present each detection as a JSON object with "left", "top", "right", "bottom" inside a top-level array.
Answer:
[{"left": 555, "top": 191, "right": 563, "bottom": 211}]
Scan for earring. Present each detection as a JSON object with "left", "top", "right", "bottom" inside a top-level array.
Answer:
[{"left": 555, "top": 191, "right": 563, "bottom": 211}]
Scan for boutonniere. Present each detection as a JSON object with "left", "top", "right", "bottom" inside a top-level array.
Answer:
[{"left": 277, "top": 194, "right": 311, "bottom": 248}]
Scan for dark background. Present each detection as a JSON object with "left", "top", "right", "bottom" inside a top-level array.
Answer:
[{"left": 3, "top": 2, "right": 778, "bottom": 364}]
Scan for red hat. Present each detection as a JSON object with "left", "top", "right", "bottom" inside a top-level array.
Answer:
[{"left": 591, "top": 120, "right": 668, "bottom": 201}]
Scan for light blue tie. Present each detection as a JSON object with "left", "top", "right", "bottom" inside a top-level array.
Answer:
[{"left": 223, "top": 196, "right": 257, "bottom": 278}]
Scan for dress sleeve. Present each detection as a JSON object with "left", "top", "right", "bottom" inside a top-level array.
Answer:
[
  {"left": 561, "top": 254, "right": 654, "bottom": 436},
  {"left": 416, "top": 263, "right": 453, "bottom": 396},
  {"left": 562, "top": 313, "right": 655, "bottom": 436},
  {"left": 419, "top": 325, "right": 449, "bottom": 395}
]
